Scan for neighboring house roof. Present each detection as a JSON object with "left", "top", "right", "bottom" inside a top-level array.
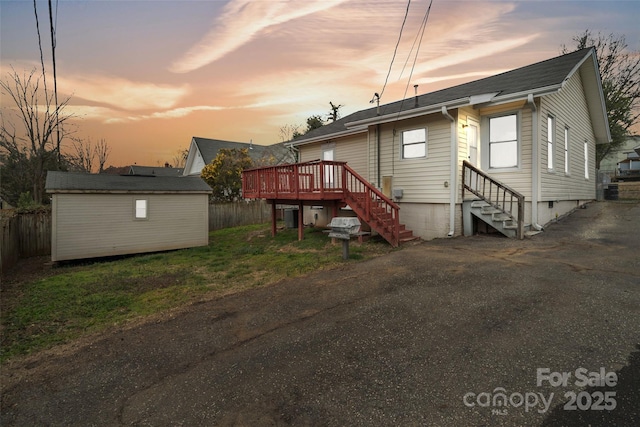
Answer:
[
  {"left": 192, "top": 137, "right": 269, "bottom": 163},
  {"left": 291, "top": 47, "right": 610, "bottom": 145},
  {"left": 46, "top": 171, "right": 212, "bottom": 194},
  {"left": 183, "top": 137, "right": 295, "bottom": 176},
  {"left": 129, "top": 165, "right": 185, "bottom": 176}
]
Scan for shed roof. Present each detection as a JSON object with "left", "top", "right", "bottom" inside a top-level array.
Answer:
[
  {"left": 129, "top": 165, "right": 185, "bottom": 176},
  {"left": 46, "top": 171, "right": 212, "bottom": 194},
  {"left": 292, "top": 48, "right": 609, "bottom": 144}
]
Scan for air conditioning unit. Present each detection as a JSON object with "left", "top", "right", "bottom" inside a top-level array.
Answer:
[{"left": 392, "top": 188, "right": 404, "bottom": 199}]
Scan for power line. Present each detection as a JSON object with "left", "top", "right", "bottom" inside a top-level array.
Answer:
[
  {"left": 378, "top": 0, "right": 411, "bottom": 102},
  {"left": 395, "top": 0, "right": 434, "bottom": 120}
]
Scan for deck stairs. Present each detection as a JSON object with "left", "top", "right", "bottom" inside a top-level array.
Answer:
[
  {"left": 466, "top": 200, "right": 530, "bottom": 238},
  {"left": 345, "top": 191, "right": 417, "bottom": 246}
]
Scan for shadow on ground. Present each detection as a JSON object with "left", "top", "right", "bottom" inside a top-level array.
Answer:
[{"left": 541, "top": 344, "right": 640, "bottom": 426}]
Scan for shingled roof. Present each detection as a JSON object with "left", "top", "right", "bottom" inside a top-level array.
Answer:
[
  {"left": 292, "top": 48, "right": 606, "bottom": 144},
  {"left": 46, "top": 171, "right": 212, "bottom": 193},
  {"left": 192, "top": 137, "right": 270, "bottom": 163},
  {"left": 129, "top": 165, "right": 185, "bottom": 176}
]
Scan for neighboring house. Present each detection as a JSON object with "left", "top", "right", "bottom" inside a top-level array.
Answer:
[
  {"left": 599, "top": 135, "right": 640, "bottom": 179},
  {"left": 45, "top": 171, "right": 212, "bottom": 262},
  {"left": 243, "top": 48, "right": 610, "bottom": 244},
  {"left": 129, "top": 164, "right": 184, "bottom": 176},
  {"left": 182, "top": 137, "right": 295, "bottom": 176}
]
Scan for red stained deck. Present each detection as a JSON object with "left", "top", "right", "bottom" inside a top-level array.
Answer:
[{"left": 242, "top": 160, "right": 415, "bottom": 247}]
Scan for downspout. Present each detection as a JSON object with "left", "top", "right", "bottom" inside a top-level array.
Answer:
[
  {"left": 527, "top": 94, "right": 543, "bottom": 231},
  {"left": 442, "top": 106, "right": 456, "bottom": 237},
  {"left": 377, "top": 124, "right": 381, "bottom": 188},
  {"left": 288, "top": 144, "right": 300, "bottom": 162}
]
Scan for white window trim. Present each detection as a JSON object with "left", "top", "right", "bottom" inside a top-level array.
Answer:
[
  {"left": 547, "top": 115, "right": 555, "bottom": 171},
  {"left": 482, "top": 111, "right": 521, "bottom": 171},
  {"left": 564, "top": 126, "right": 570, "bottom": 175},
  {"left": 134, "top": 198, "right": 148, "bottom": 220},
  {"left": 584, "top": 140, "right": 589, "bottom": 180},
  {"left": 400, "top": 127, "right": 428, "bottom": 160}
]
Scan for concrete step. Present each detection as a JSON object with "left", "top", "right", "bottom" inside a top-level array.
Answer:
[
  {"left": 491, "top": 212, "right": 512, "bottom": 222},
  {"left": 481, "top": 206, "right": 502, "bottom": 215},
  {"left": 470, "top": 200, "right": 491, "bottom": 208}
]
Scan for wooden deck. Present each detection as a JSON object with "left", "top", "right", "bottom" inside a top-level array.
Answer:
[{"left": 242, "top": 161, "right": 415, "bottom": 247}]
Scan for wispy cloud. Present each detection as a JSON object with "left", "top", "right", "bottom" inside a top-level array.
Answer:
[
  {"left": 105, "top": 105, "right": 225, "bottom": 123},
  {"left": 169, "top": 0, "right": 350, "bottom": 73},
  {"left": 59, "top": 75, "right": 190, "bottom": 110}
]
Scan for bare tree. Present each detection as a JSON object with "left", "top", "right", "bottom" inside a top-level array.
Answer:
[
  {"left": 65, "top": 137, "right": 111, "bottom": 173},
  {"left": 95, "top": 138, "right": 110, "bottom": 173},
  {"left": 172, "top": 148, "right": 189, "bottom": 169},
  {"left": 562, "top": 31, "right": 640, "bottom": 167},
  {"left": 0, "top": 68, "right": 72, "bottom": 204},
  {"left": 328, "top": 101, "right": 343, "bottom": 122},
  {"left": 67, "top": 137, "right": 94, "bottom": 172},
  {"left": 279, "top": 124, "right": 300, "bottom": 142}
]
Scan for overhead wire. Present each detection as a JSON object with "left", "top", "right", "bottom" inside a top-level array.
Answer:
[
  {"left": 394, "top": 0, "right": 434, "bottom": 122},
  {"left": 378, "top": 0, "right": 412, "bottom": 102}
]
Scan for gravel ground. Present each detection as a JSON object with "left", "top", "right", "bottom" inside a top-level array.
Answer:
[{"left": 1, "top": 200, "right": 639, "bottom": 426}]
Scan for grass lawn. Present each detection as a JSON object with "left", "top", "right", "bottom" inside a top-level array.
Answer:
[{"left": 0, "top": 223, "right": 395, "bottom": 362}]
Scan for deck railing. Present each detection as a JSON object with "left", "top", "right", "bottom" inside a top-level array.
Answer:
[
  {"left": 242, "top": 160, "right": 345, "bottom": 200},
  {"left": 342, "top": 164, "right": 401, "bottom": 247},
  {"left": 462, "top": 160, "right": 525, "bottom": 239},
  {"left": 242, "top": 160, "right": 402, "bottom": 246}
]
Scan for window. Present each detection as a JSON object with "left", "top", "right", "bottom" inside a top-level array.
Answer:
[
  {"left": 584, "top": 140, "right": 589, "bottom": 179},
  {"left": 135, "top": 199, "right": 148, "bottom": 219},
  {"left": 402, "top": 128, "right": 427, "bottom": 159},
  {"left": 547, "top": 116, "right": 554, "bottom": 170},
  {"left": 564, "top": 127, "right": 569, "bottom": 175},
  {"left": 489, "top": 114, "right": 518, "bottom": 168}
]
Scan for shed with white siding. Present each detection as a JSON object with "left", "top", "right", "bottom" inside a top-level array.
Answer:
[{"left": 45, "top": 171, "right": 212, "bottom": 262}]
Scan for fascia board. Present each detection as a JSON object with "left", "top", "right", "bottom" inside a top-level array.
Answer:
[
  {"left": 343, "top": 98, "right": 471, "bottom": 128},
  {"left": 288, "top": 127, "right": 368, "bottom": 147}
]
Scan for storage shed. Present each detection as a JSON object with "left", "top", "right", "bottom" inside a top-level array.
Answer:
[{"left": 46, "top": 171, "right": 212, "bottom": 262}]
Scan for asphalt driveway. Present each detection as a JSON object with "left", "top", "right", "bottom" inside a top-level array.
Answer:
[{"left": 1, "top": 201, "right": 639, "bottom": 426}]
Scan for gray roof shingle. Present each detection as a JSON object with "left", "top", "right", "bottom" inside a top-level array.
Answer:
[
  {"left": 129, "top": 165, "right": 185, "bottom": 176},
  {"left": 294, "top": 48, "right": 595, "bottom": 143},
  {"left": 46, "top": 171, "right": 212, "bottom": 193}
]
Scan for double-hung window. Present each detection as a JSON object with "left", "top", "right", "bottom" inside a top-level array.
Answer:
[
  {"left": 135, "top": 199, "right": 148, "bottom": 219},
  {"left": 584, "top": 140, "right": 589, "bottom": 179},
  {"left": 401, "top": 128, "right": 427, "bottom": 159},
  {"left": 547, "top": 115, "right": 555, "bottom": 170},
  {"left": 488, "top": 114, "right": 518, "bottom": 169},
  {"left": 564, "top": 127, "right": 570, "bottom": 175}
]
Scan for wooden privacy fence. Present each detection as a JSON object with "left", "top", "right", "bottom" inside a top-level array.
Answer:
[
  {"left": 1, "top": 202, "right": 274, "bottom": 274},
  {"left": 1, "top": 210, "right": 51, "bottom": 274},
  {"left": 209, "top": 200, "right": 275, "bottom": 231}
]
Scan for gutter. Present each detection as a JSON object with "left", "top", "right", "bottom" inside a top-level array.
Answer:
[
  {"left": 287, "top": 127, "right": 368, "bottom": 147},
  {"left": 441, "top": 106, "right": 457, "bottom": 237},
  {"left": 345, "top": 98, "right": 470, "bottom": 129},
  {"left": 527, "top": 94, "right": 543, "bottom": 231}
]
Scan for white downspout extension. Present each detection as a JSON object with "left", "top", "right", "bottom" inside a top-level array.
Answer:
[
  {"left": 527, "top": 94, "right": 543, "bottom": 231},
  {"left": 442, "top": 106, "right": 456, "bottom": 237}
]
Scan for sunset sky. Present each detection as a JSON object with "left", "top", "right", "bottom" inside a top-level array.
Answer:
[{"left": 1, "top": 0, "right": 639, "bottom": 168}]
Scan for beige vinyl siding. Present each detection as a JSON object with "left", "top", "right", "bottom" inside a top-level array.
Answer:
[
  {"left": 539, "top": 71, "right": 596, "bottom": 200},
  {"left": 478, "top": 101, "right": 533, "bottom": 199},
  {"left": 298, "top": 135, "right": 368, "bottom": 180},
  {"left": 335, "top": 135, "right": 368, "bottom": 180},
  {"left": 51, "top": 193, "right": 209, "bottom": 261},
  {"left": 370, "top": 115, "right": 452, "bottom": 203},
  {"left": 298, "top": 143, "right": 322, "bottom": 163}
]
